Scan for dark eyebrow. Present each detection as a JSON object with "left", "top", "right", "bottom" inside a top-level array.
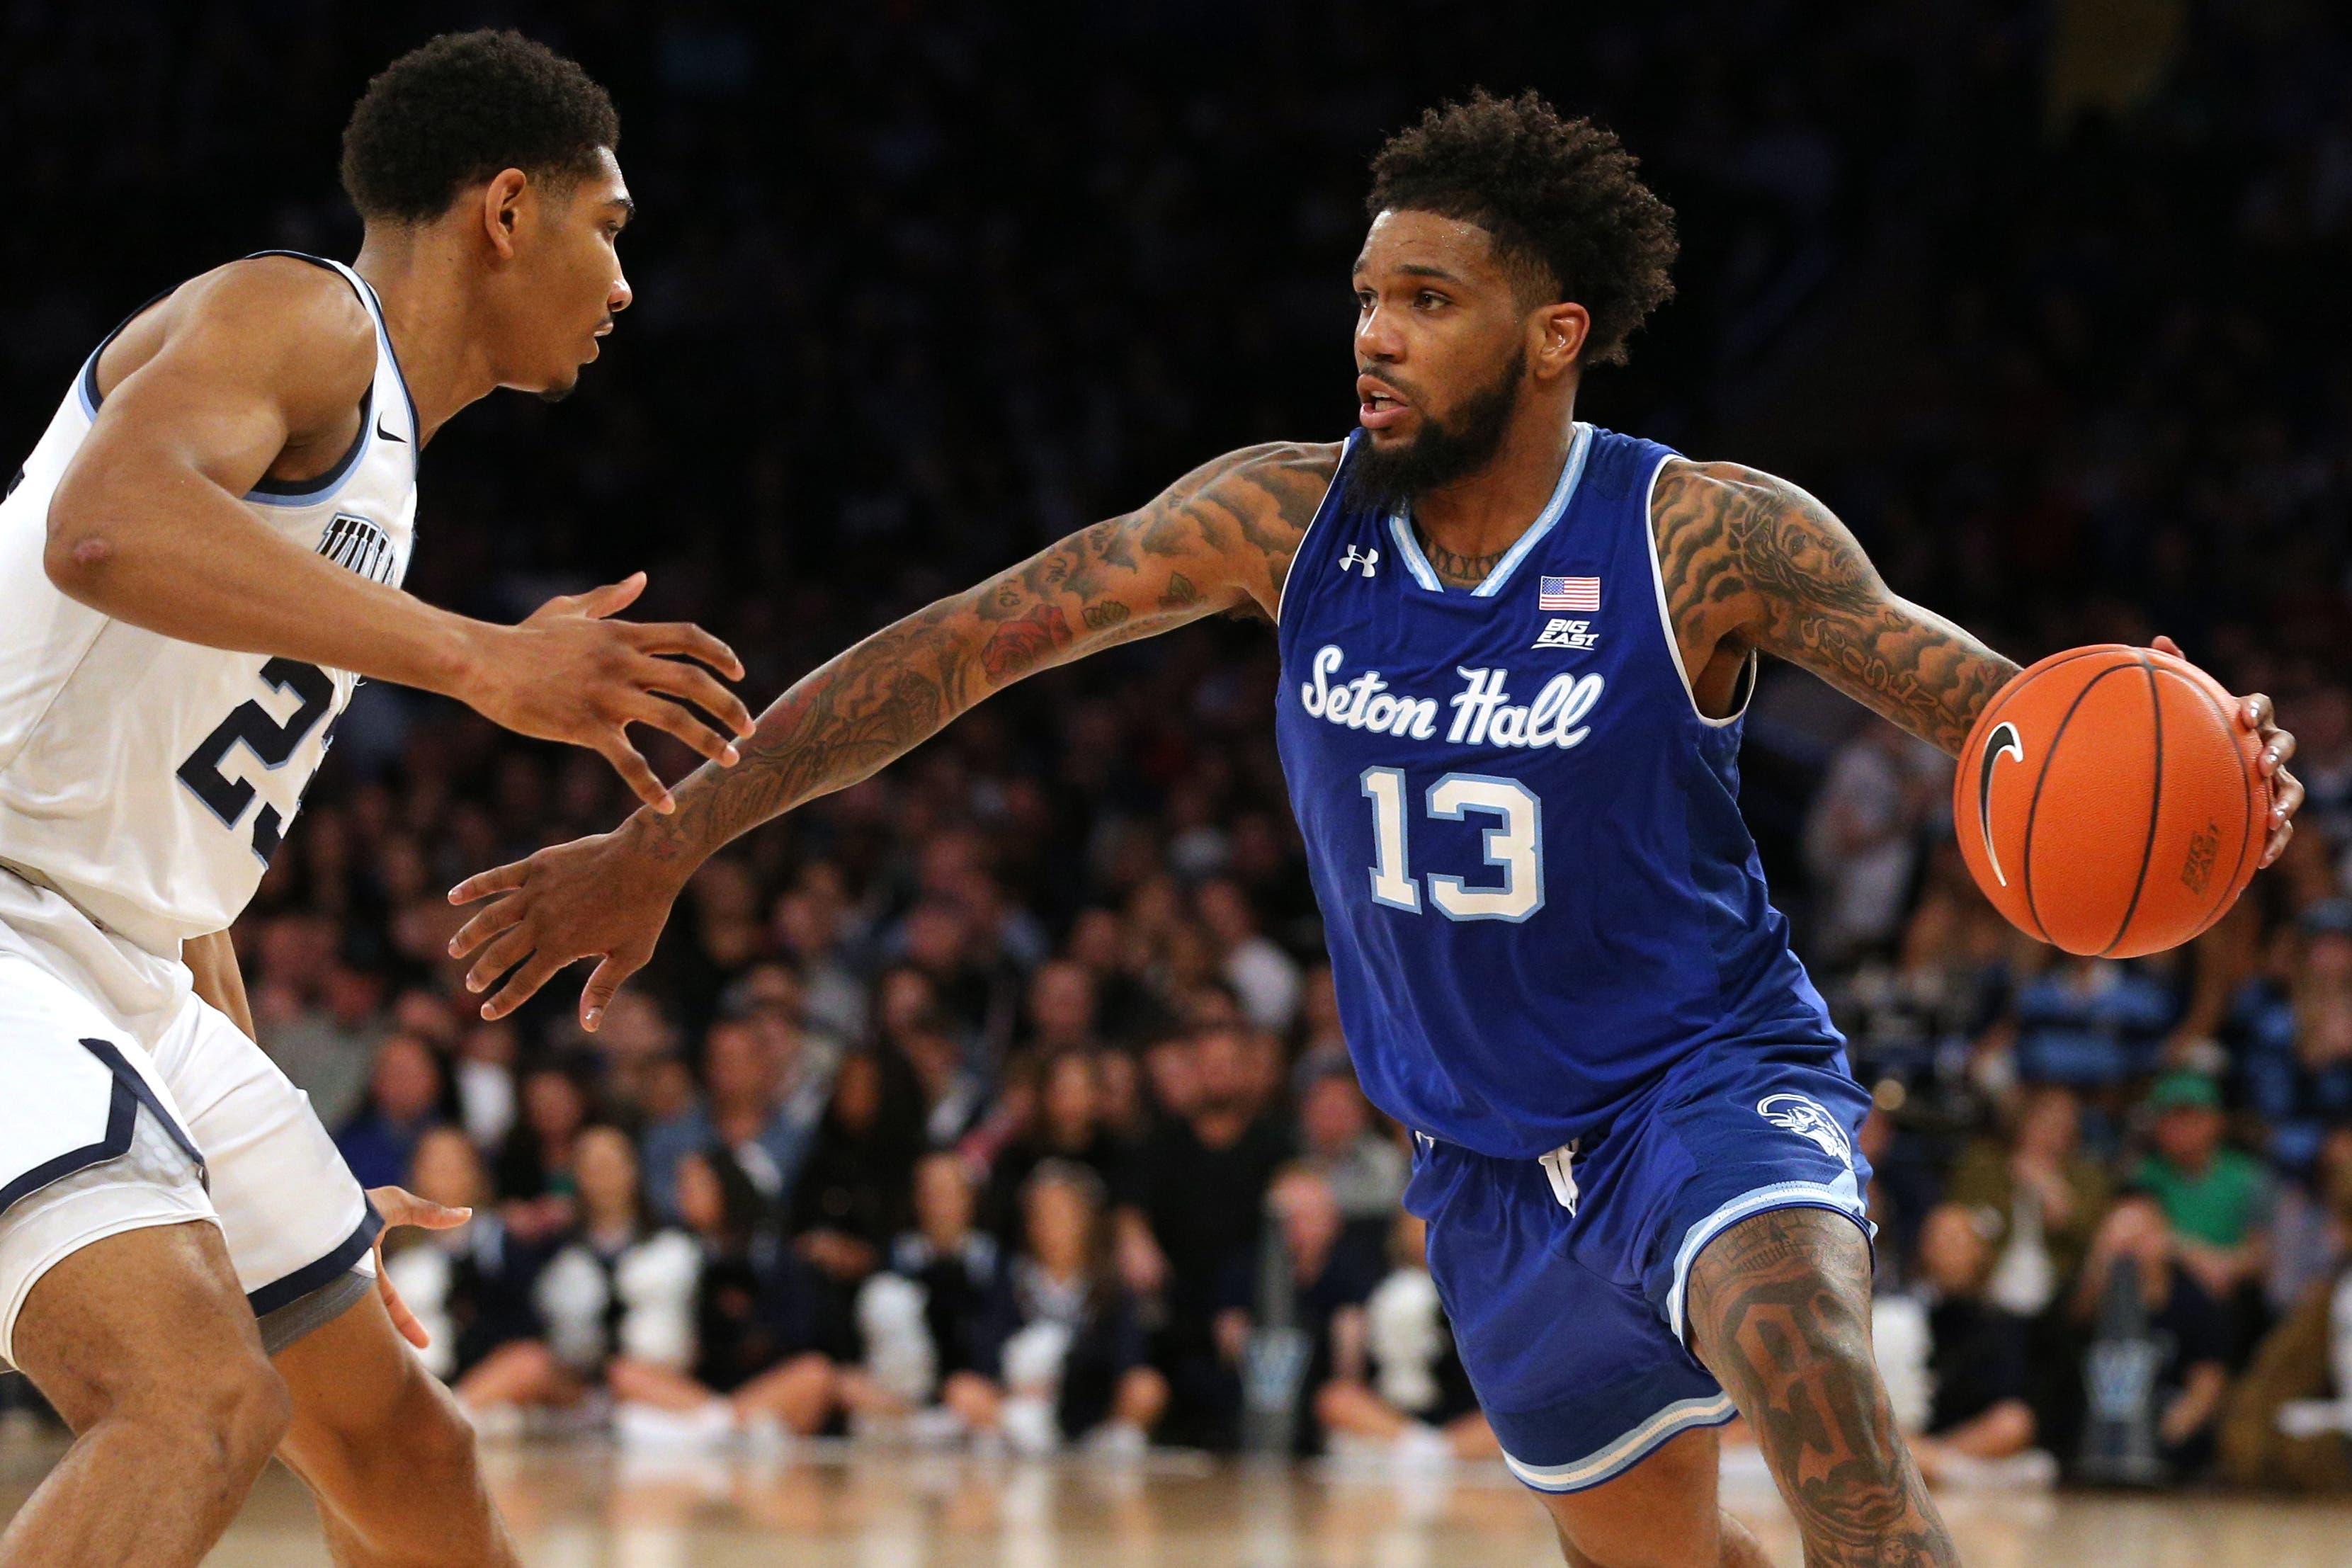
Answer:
[
  {"left": 606, "top": 196, "right": 636, "bottom": 222},
  {"left": 1397, "top": 263, "right": 1465, "bottom": 283}
]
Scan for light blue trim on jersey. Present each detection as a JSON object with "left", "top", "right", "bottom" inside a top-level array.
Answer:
[
  {"left": 1501, "top": 1392, "right": 1739, "bottom": 1493},
  {"left": 1469, "top": 421, "right": 1593, "bottom": 598},
  {"left": 74, "top": 352, "right": 100, "bottom": 421},
  {"left": 1664, "top": 1171, "right": 1870, "bottom": 1343},
  {"left": 1379, "top": 423, "right": 1596, "bottom": 598},
  {"left": 1387, "top": 511, "right": 1444, "bottom": 591}
]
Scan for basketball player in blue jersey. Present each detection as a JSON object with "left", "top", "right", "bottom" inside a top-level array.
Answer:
[
  {"left": 456, "top": 93, "right": 2305, "bottom": 1564},
  {"left": 0, "top": 32, "right": 754, "bottom": 1568}
]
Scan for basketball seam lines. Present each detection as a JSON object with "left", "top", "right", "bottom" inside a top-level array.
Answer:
[
  {"left": 2101, "top": 654, "right": 2164, "bottom": 958},
  {"left": 2020, "top": 661, "right": 2138, "bottom": 948}
]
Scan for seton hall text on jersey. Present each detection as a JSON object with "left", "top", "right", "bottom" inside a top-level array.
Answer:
[{"left": 1295, "top": 643, "right": 1606, "bottom": 751}]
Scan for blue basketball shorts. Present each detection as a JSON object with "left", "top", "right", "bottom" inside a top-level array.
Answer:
[{"left": 1404, "top": 1042, "right": 1873, "bottom": 1494}]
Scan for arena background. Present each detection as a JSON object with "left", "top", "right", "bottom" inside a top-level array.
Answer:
[{"left": 5, "top": 1, "right": 2352, "bottom": 1561}]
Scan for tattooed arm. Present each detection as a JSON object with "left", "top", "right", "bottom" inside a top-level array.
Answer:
[
  {"left": 1651, "top": 460, "right": 2019, "bottom": 755},
  {"left": 447, "top": 441, "right": 1341, "bottom": 1025},
  {"left": 1653, "top": 460, "right": 2305, "bottom": 859}
]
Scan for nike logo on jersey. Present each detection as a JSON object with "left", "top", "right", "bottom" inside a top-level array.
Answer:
[
  {"left": 1533, "top": 618, "right": 1598, "bottom": 652},
  {"left": 1298, "top": 644, "right": 1606, "bottom": 750},
  {"left": 377, "top": 418, "right": 407, "bottom": 443},
  {"left": 1336, "top": 545, "right": 1380, "bottom": 578}
]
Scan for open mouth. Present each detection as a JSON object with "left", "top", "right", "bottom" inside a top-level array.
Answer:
[{"left": 1358, "top": 374, "right": 1410, "bottom": 431}]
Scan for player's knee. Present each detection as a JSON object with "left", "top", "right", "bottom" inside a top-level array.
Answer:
[
  {"left": 127, "top": 1345, "right": 292, "bottom": 1484},
  {"left": 352, "top": 1358, "right": 477, "bottom": 1483}
]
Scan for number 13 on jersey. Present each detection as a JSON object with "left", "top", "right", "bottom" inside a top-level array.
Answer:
[{"left": 1360, "top": 766, "right": 1544, "bottom": 921}]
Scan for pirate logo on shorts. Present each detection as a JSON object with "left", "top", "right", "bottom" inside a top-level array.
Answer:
[{"left": 1756, "top": 1093, "right": 1853, "bottom": 1169}]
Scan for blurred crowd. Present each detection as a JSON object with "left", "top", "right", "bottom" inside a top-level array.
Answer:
[{"left": 6, "top": 0, "right": 2352, "bottom": 1488}]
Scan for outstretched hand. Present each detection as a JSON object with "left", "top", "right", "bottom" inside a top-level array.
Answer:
[
  {"left": 446, "top": 824, "right": 688, "bottom": 1028},
  {"left": 458, "top": 572, "right": 756, "bottom": 814},
  {"left": 364, "top": 1183, "right": 471, "bottom": 1351},
  {"left": 2152, "top": 635, "right": 2302, "bottom": 868}
]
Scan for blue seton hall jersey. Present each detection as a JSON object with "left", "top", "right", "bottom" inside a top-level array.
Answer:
[{"left": 1275, "top": 424, "right": 1844, "bottom": 1160}]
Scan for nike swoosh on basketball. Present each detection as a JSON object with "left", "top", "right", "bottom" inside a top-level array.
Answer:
[{"left": 1977, "top": 721, "right": 2026, "bottom": 887}]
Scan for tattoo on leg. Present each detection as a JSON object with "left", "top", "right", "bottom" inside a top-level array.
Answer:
[{"left": 1686, "top": 1208, "right": 1958, "bottom": 1567}]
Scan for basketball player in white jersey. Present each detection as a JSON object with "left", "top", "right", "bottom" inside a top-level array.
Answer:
[{"left": 0, "top": 32, "right": 754, "bottom": 1567}]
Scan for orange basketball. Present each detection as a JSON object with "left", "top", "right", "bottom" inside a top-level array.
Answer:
[{"left": 1953, "top": 645, "right": 2269, "bottom": 958}]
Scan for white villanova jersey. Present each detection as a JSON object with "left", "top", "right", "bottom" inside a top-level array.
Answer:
[{"left": 0, "top": 253, "right": 416, "bottom": 955}]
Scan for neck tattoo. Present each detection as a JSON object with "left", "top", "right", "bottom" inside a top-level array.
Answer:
[{"left": 1416, "top": 528, "right": 1509, "bottom": 589}]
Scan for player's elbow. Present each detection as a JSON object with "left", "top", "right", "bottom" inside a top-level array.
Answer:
[{"left": 42, "top": 492, "right": 124, "bottom": 606}]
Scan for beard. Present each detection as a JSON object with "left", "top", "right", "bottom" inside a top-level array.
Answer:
[{"left": 1344, "top": 345, "right": 1527, "bottom": 515}]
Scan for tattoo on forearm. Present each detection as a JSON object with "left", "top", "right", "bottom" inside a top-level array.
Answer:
[
  {"left": 635, "top": 442, "right": 1339, "bottom": 865},
  {"left": 1688, "top": 1208, "right": 1958, "bottom": 1568},
  {"left": 1654, "top": 462, "right": 2018, "bottom": 754}
]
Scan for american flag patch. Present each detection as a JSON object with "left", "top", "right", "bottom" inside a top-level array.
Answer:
[{"left": 1539, "top": 575, "right": 1600, "bottom": 612}]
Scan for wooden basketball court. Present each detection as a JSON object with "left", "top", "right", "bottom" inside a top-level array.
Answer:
[{"left": 6, "top": 1435, "right": 2350, "bottom": 1566}]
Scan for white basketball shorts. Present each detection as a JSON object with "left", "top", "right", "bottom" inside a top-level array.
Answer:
[{"left": 0, "top": 870, "right": 375, "bottom": 1367}]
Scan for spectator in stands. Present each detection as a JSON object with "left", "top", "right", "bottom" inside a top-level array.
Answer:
[
  {"left": 894, "top": 1010, "right": 991, "bottom": 1149},
  {"left": 640, "top": 1015, "right": 829, "bottom": 1220},
  {"left": 450, "top": 1019, "right": 518, "bottom": 1149},
  {"left": 1904, "top": 1204, "right": 2041, "bottom": 1484},
  {"left": 1022, "top": 960, "right": 1101, "bottom": 1056},
  {"left": 2235, "top": 901, "right": 2352, "bottom": 1175},
  {"left": 2012, "top": 953, "right": 2178, "bottom": 1085},
  {"left": 2222, "top": 1147, "right": 2352, "bottom": 1492},
  {"left": 1945, "top": 1084, "right": 2114, "bottom": 1317},
  {"left": 674, "top": 1146, "right": 839, "bottom": 1446},
  {"left": 995, "top": 1161, "right": 1167, "bottom": 1456},
  {"left": 335, "top": 1032, "right": 447, "bottom": 1191},
  {"left": 494, "top": 1061, "right": 595, "bottom": 1244},
  {"left": 842, "top": 1152, "right": 1013, "bottom": 1444},
  {"left": 982, "top": 1048, "right": 1126, "bottom": 1236},
  {"left": 456, "top": 1126, "right": 712, "bottom": 1446},
  {"left": 2136, "top": 1072, "right": 2275, "bottom": 1321},
  {"left": 773, "top": 869, "right": 869, "bottom": 1045},
  {"left": 1295, "top": 1063, "right": 1406, "bottom": 1227},
  {"left": 1118, "top": 1026, "right": 1292, "bottom": 1443},
  {"left": 2069, "top": 1194, "right": 2233, "bottom": 1475},
  {"left": 1215, "top": 1165, "right": 1384, "bottom": 1455},
  {"left": 791, "top": 1050, "right": 922, "bottom": 1289},
  {"left": 384, "top": 1127, "right": 546, "bottom": 1395},
  {"left": 1197, "top": 878, "right": 1301, "bottom": 1035},
  {"left": 2271, "top": 1125, "right": 2352, "bottom": 1317},
  {"left": 1802, "top": 724, "right": 1948, "bottom": 965},
  {"left": 1314, "top": 1211, "right": 1497, "bottom": 1467}
]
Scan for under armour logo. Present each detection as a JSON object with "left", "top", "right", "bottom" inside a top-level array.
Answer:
[{"left": 1337, "top": 545, "right": 1380, "bottom": 578}]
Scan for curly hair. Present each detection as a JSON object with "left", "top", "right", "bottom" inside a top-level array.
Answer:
[
  {"left": 341, "top": 30, "right": 619, "bottom": 224},
  {"left": 1368, "top": 90, "right": 1678, "bottom": 366}
]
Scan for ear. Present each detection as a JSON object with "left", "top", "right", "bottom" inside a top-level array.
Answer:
[
  {"left": 1530, "top": 301, "right": 1591, "bottom": 381},
  {"left": 477, "top": 167, "right": 531, "bottom": 261}
]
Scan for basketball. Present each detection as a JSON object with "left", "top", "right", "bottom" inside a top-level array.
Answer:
[{"left": 1954, "top": 645, "right": 2270, "bottom": 958}]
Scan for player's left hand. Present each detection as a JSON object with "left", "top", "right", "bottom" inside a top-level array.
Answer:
[
  {"left": 2152, "top": 635, "right": 2302, "bottom": 868},
  {"left": 446, "top": 822, "right": 689, "bottom": 1028},
  {"left": 364, "top": 1183, "right": 472, "bottom": 1351}
]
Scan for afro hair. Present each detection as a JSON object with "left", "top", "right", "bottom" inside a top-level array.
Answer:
[{"left": 1368, "top": 90, "right": 1678, "bottom": 365}]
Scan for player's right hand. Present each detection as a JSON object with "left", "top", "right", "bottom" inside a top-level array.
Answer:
[{"left": 460, "top": 572, "right": 756, "bottom": 812}]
